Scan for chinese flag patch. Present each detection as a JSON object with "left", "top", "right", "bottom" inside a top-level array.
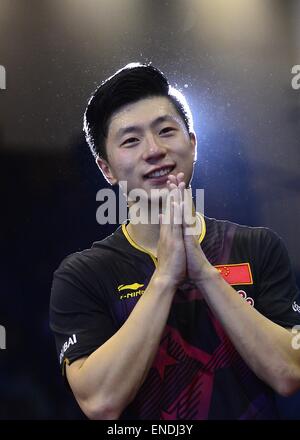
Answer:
[{"left": 214, "top": 263, "right": 253, "bottom": 285}]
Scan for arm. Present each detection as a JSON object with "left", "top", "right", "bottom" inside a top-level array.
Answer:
[
  {"left": 67, "top": 275, "right": 176, "bottom": 419},
  {"left": 66, "top": 190, "right": 186, "bottom": 420},
  {"left": 195, "top": 267, "right": 300, "bottom": 396},
  {"left": 170, "top": 172, "right": 300, "bottom": 396},
  {"left": 180, "top": 193, "right": 300, "bottom": 396}
]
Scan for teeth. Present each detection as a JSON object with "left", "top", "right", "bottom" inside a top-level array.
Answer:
[{"left": 147, "top": 167, "right": 172, "bottom": 178}]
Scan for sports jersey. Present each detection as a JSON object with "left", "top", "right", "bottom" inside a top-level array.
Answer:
[{"left": 50, "top": 216, "right": 300, "bottom": 419}]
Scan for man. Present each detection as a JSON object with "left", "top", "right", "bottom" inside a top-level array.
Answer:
[{"left": 50, "top": 63, "right": 300, "bottom": 420}]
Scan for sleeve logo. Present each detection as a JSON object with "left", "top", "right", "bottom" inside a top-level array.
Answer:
[
  {"left": 117, "top": 282, "right": 145, "bottom": 300},
  {"left": 118, "top": 283, "right": 144, "bottom": 291},
  {"left": 59, "top": 334, "right": 77, "bottom": 364}
]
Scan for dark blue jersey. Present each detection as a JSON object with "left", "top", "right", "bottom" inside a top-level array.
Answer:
[{"left": 50, "top": 216, "right": 300, "bottom": 419}]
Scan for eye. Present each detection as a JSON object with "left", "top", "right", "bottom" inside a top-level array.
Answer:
[
  {"left": 159, "top": 127, "right": 176, "bottom": 135},
  {"left": 121, "top": 137, "right": 139, "bottom": 147}
]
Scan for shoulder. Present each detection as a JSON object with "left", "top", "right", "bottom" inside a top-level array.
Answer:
[
  {"left": 204, "top": 215, "right": 280, "bottom": 246},
  {"left": 51, "top": 227, "right": 129, "bottom": 304},
  {"left": 54, "top": 226, "right": 126, "bottom": 279},
  {"left": 202, "top": 215, "right": 285, "bottom": 266}
]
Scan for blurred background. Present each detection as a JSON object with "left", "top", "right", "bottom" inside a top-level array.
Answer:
[{"left": 0, "top": 0, "right": 299, "bottom": 419}]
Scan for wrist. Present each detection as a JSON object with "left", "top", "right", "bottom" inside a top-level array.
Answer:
[
  {"left": 193, "top": 265, "right": 221, "bottom": 289},
  {"left": 152, "top": 270, "right": 179, "bottom": 292}
]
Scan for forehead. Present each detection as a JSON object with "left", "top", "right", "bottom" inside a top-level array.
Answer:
[{"left": 107, "top": 96, "right": 184, "bottom": 138}]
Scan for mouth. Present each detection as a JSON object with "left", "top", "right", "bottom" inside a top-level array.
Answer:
[{"left": 144, "top": 165, "right": 175, "bottom": 180}]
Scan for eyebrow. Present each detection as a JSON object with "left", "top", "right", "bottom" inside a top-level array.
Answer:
[{"left": 115, "top": 115, "right": 179, "bottom": 139}]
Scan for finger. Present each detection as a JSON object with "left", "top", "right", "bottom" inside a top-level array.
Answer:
[
  {"left": 178, "top": 181, "right": 186, "bottom": 197},
  {"left": 172, "top": 201, "right": 183, "bottom": 243},
  {"left": 159, "top": 212, "right": 168, "bottom": 248},
  {"left": 183, "top": 199, "right": 192, "bottom": 231},
  {"left": 173, "top": 188, "right": 183, "bottom": 227},
  {"left": 169, "top": 193, "right": 175, "bottom": 231},
  {"left": 182, "top": 194, "right": 201, "bottom": 237},
  {"left": 177, "top": 172, "right": 185, "bottom": 184},
  {"left": 166, "top": 189, "right": 184, "bottom": 246},
  {"left": 168, "top": 174, "right": 178, "bottom": 186},
  {"left": 168, "top": 183, "right": 179, "bottom": 212},
  {"left": 181, "top": 196, "right": 187, "bottom": 229},
  {"left": 166, "top": 179, "right": 172, "bottom": 194},
  {"left": 169, "top": 182, "right": 177, "bottom": 191},
  {"left": 163, "top": 188, "right": 173, "bottom": 229},
  {"left": 177, "top": 181, "right": 185, "bottom": 214},
  {"left": 182, "top": 201, "right": 195, "bottom": 242}
]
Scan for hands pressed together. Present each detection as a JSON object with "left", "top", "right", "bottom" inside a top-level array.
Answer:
[{"left": 156, "top": 172, "right": 215, "bottom": 290}]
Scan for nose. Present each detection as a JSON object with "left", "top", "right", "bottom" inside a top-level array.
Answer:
[{"left": 142, "top": 134, "right": 167, "bottom": 163}]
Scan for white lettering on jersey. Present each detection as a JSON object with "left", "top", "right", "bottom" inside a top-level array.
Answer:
[
  {"left": 292, "top": 301, "right": 300, "bottom": 314},
  {"left": 237, "top": 290, "right": 254, "bottom": 307},
  {"left": 59, "top": 334, "right": 77, "bottom": 364}
]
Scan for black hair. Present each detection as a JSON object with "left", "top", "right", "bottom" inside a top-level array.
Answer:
[{"left": 83, "top": 62, "right": 193, "bottom": 161}]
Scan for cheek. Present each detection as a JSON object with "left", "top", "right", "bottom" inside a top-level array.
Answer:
[
  {"left": 176, "top": 140, "right": 195, "bottom": 159},
  {"left": 111, "top": 151, "right": 136, "bottom": 176}
]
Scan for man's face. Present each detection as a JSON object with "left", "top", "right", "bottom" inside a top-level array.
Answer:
[{"left": 97, "top": 96, "right": 196, "bottom": 201}]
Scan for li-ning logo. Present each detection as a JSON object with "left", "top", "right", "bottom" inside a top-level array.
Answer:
[
  {"left": 118, "top": 283, "right": 144, "bottom": 292},
  {"left": 117, "top": 283, "right": 145, "bottom": 300},
  {"left": 292, "top": 301, "right": 300, "bottom": 314},
  {"left": 59, "top": 334, "right": 77, "bottom": 364},
  {"left": 237, "top": 290, "right": 254, "bottom": 307}
]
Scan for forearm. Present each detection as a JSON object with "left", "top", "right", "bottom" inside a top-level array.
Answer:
[
  {"left": 198, "top": 268, "right": 300, "bottom": 395},
  {"left": 69, "top": 273, "right": 176, "bottom": 419}
]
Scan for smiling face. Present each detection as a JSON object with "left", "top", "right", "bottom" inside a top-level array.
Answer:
[{"left": 97, "top": 96, "right": 196, "bottom": 201}]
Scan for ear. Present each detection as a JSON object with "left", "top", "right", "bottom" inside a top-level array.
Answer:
[
  {"left": 189, "top": 132, "right": 197, "bottom": 162},
  {"left": 96, "top": 157, "right": 118, "bottom": 185}
]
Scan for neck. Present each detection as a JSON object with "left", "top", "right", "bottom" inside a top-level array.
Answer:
[
  {"left": 125, "top": 199, "right": 164, "bottom": 256},
  {"left": 126, "top": 206, "right": 201, "bottom": 258},
  {"left": 126, "top": 221, "right": 160, "bottom": 257}
]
